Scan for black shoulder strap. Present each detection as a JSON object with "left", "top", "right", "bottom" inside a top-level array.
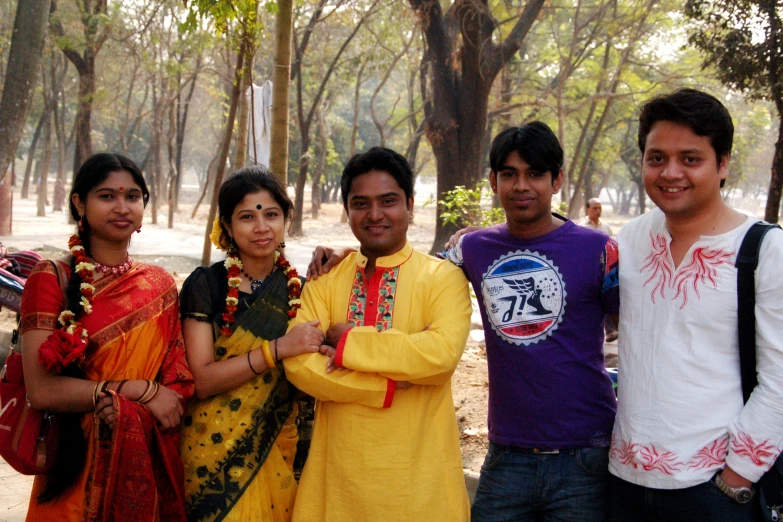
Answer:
[{"left": 735, "top": 222, "right": 781, "bottom": 403}]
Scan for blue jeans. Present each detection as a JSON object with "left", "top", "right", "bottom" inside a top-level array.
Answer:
[
  {"left": 610, "top": 474, "right": 757, "bottom": 521},
  {"left": 471, "top": 442, "right": 610, "bottom": 522}
]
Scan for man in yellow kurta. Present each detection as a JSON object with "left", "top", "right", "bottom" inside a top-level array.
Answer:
[{"left": 284, "top": 147, "right": 472, "bottom": 521}]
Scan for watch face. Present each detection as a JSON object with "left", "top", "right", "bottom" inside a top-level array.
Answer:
[{"left": 737, "top": 489, "right": 753, "bottom": 503}]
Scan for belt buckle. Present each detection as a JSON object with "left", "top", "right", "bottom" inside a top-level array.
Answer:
[{"left": 533, "top": 448, "right": 559, "bottom": 455}]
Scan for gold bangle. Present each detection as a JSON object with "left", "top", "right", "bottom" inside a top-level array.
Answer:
[
  {"left": 141, "top": 382, "right": 160, "bottom": 404},
  {"left": 92, "top": 381, "right": 103, "bottom": 408},
  {"left": 260, "top": 340, "right": 275, "bottom": 369},
  {"left": 138, "top": 380, "right": 155, "bottom": 404},
  {"left": 141, "top": 381, "right": 158, "bottom": 404}
]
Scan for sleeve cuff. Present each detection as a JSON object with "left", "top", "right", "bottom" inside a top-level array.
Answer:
[
  {"left": 725, "top": 449, "right": 775, "bottom": 484},
  {"left": 383, "top": 379, "right": 396, "bottom": 408},
  {"left": 334, "top": 327, "right": 353, "bottom": 368}
]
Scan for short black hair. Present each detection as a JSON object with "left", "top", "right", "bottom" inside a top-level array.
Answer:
[
  {"left": 638, "top": 88, "right": 733, "bottom": 187},
  {"left": 216, "top": 166, "right": 293, "bottom": 249},
  {"left": 490, "top": 122, "right": 564, "bottom": 185},
  {"left": 341, "top": 147, "right": 414, "bottom": 207}
]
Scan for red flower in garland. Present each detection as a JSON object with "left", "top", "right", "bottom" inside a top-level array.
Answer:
[{"left": 38, "top": 330, "right": 88, "bottom": 373}]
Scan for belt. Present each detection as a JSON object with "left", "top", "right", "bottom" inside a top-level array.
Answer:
[{"left": 490, "top": 442, "right": 562, "bottom": 455}]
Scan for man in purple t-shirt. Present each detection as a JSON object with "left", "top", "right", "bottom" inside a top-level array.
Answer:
[{"left": 443, "top": 122, "right": 619, "bottom": 521}]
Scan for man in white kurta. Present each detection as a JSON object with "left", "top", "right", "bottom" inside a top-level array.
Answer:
[{"left": 609, "top": 89, "right": 783, "bottom": 521}]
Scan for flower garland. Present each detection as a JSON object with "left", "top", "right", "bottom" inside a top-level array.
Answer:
[
  {"left": 220, "top": 250, "right": 302, "bottom": 337},
  {"left": 38, "top": 234, "right": 95, "bottom": 373}
]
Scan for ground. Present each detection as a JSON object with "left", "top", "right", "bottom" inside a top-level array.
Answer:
[{"left": 0, "top": 188, "right": 625, "bottom": 519}]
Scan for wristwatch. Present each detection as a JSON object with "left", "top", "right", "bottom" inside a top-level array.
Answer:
[{"left": 713, "top": 473, "right": 755, "bottom": 503}]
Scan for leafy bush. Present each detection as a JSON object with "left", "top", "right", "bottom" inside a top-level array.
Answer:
[{"left": 437, "top": 182, "right": 505, "bottom": 228}]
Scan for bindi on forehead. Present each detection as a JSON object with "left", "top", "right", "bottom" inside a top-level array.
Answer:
[{"left": 256, "top": 204, "right": 262, "bottom": 210}]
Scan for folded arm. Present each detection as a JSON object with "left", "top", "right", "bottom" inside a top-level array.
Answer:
[{"left": 336, "top": 263, "right": 472, "bottom": 385}]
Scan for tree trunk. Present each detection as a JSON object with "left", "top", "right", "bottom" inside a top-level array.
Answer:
[
  {"left": 148, "top": 84, "right": 161, "bottom": 225},
  {"left": 71, "top": 64, "right": 95, "bottom": 176},
  {"left": 167, "top": 102, "right": 177, "bottom": 229},
  {"left": 764, "top": 118, "right": 783, "bottom": 223},
  {"left": 312, "top": 105, "right": 327, "bottom": 219},
  {"left": 0, "top": 0, "right": 51, "bottom": 184},
  {"left": 21, "top": 112, "right": 46, "bottom": 199},
  {"left": 0, "top": 165, "right": 12, "bottom": 235},
  {"left": 292, "top": 131, "right": 311, "bottom": 236},
  {"left": 270, "top": 0, "right": 295, "bottom": 184},
  {"left": 201, "top": 30, "right": 248, "bottom": 266},
  {"left": 409, "top": 0, "right": 545, "bottom": 253},
  {"left": 192, "top": 145, "right": 220, "bottom": 218},
  {"left": 52, "top": 54, "right": 67, "bottom": 212},
  {"left": 174, "top": 56, "right": 201, "bottom": 214},
  {"left": 635, "top": 181, "right": 645, "bottom": 216},
  {"left": 37, "top": 116, "right": 52, "bottom": 217},
  {"left": 233, "top": 55, "right": 254, "bottom": 169},
  {"left": 350, "top": 60, "right": 367, "bottom": 158}
]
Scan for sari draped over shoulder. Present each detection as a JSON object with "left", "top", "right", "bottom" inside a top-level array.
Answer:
[
  {"left": 180, "top": 269, "right": 299, "bottom": 522},
  {"left": 20, "top": 261, "right": 195, "bottom": 522}
]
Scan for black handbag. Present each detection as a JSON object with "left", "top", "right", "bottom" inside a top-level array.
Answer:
[{"left": 736, "top": 222, "right": 783, "bottom": 521}]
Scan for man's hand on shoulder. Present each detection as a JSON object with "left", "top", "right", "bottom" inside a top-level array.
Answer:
[
  {"left": 445, "top": 225, "right": 483, "bottom": 250},
  {"left": 306, "top": 245, "right": 355, "bottom": 281}
]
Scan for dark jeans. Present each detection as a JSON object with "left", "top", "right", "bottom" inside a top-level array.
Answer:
[
  {"left": 610, "top": 474, "right": 756, "bottom": 522},
  {"left": 471, "top": 442, "right": 610, "bottom": 522}
]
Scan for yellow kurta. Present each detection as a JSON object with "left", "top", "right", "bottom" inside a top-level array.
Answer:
[{"left": 284, "top": 242, "right": 472, "bottom": 522}]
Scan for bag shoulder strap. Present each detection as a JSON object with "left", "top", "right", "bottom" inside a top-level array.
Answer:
[
  {"left": 11, "top": 261, "right": 69, "bottom": 354},
  {"left": 735, "top": 222, "right": 781, "bottom": 402}
]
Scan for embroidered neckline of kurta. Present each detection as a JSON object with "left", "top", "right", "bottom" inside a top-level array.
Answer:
[{"left": 347, "top": 266, "right": 400, "bottom": 331}]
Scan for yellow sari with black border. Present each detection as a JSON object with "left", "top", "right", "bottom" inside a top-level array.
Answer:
[{"left": 180, "top": 268, "right": 299, "bottom": 522}]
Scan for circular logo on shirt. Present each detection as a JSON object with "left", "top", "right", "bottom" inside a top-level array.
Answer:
[{"left": 480, "top": 250, "right": 566, "bottom": 346}]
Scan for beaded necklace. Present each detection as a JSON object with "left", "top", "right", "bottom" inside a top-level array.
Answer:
[{"left": 92, "top": 255, "right": 133, "bottom": 276}]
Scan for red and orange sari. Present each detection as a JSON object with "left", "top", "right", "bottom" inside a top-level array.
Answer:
[{"left": 20, "top": 260, "right": 195, "bottom": 522}]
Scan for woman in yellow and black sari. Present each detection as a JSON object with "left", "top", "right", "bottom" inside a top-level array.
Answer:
[{"left": 179, "top": 167, "right": 323, "bottom": 522}]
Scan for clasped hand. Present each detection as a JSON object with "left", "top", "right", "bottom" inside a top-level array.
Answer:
[{"left": 95, "top": 384, "right": 185, "bottom": 430}]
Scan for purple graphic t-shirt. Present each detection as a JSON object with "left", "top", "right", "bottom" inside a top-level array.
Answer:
[{"left": 444, "top": 218, "right": 619, "bottom": 448}]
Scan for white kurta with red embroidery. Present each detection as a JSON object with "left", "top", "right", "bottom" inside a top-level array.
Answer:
[{"left": 609, "top": 208, "right": 783, "bottom": 489}]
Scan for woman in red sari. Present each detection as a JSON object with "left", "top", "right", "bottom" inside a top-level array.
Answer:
[{"left": 19, "top": 153, "right": 194, "bottom": 521}]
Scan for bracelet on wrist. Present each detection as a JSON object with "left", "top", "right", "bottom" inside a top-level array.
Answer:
[
  {"left": 247, "top": 350, "right": 262, "bottom": 375},
  {"left": 92, "top": 381, "right": 104, "bottom": 408},
  {"left": 137, "top": 380, "right": 156, "bottom": 404},
  {"left": 273, "top": 338, "right": 279, "bottom": 362},
  {"left": 260, "top": 340, "right": 275, "bottom": 369}
]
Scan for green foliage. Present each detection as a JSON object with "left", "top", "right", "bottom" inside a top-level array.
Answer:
[
  {"left": 684, "top": 0, "right": 781, "bottom": 102},
  {"left": 436, "top": 182, "right": 505, "bottom": 228},
  {"left": 436, "top": 183, "right": 571, "bottom": 227}
]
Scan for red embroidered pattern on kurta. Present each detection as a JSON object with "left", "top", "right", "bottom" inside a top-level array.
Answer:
[
  {"left": 671, "top": 247, "right": 733, "bottom": 308},
  {"left": 641, "top": 233, "right": 734, "bottom": 308},
  {"left": 687, "top": 435, "right": 729, "bottom": 470},
  {"left": 346, "top": 266, "right": 399, "bottom": 331},
  {"left": 346, "top": 269, "right": 368, "bottom": 327},
  {"left": 374, "top": 268, "right": 398, "bottom": 332},
  {"left": 731, "top": 432, "right": 780, "bottom": 467},
  {"left": 641, "top": 233, "right": 674, "bottom": 303},
  {"left": 611, "top": 437, "right": 683, "bottom": 475}
]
